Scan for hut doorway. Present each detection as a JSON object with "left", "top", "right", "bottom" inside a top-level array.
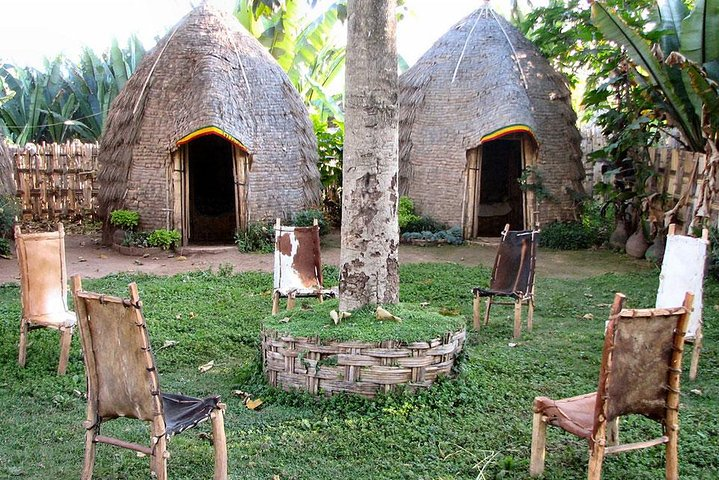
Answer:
[
  {"left": 177, "top": 135, "right": 248, "bottom": 245},
  {"left": 464, "top": 138, "right": 525, "bottom": 237}
]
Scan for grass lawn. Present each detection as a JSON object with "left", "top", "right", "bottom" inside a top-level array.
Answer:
[{"left": 0, "top": 261, "right": 717, "bottom": 479}]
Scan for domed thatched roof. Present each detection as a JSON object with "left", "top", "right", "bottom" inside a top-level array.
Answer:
[
  {"left": 97, "top": 3, "right": 320, "bottom": 228},
  {"left": 399, "top": 5, "right": 584, "bottom": 227}
]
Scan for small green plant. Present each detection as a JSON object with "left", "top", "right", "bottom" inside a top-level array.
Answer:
[
  {"left": 401, "top": 226, "right": 463, "bottom": 245},
  {"left": 235, "top": 222, "right": 274, "bottom": 253},
  {"left": 122, "top": 230, "right": 150, "bottom": 248},
  {"left": 708, "top": 226, "right": 719, "bottom": 281},
  {"left": 293, "top": 209, "right": 330, "bottom": 235},
  {"left": 109, "top": 209, "right": 140, "bottom": 231},
  {"left": 398, "top": 196, "right": 421, "bottom": 229},
  {"left": 0, "top": 238, "right": 10, "bottom": 257},
  {"left": 402, "top": 215, "right": 448, "bottom": 234},
  {"left": 518, "top": 166, "right": 552, "bottom": 202},
  {"left": 0, "top": 195, "right": 20, "bottom": 237},
  {"left": 147, "top": 229, "right": 181, "bottom": 250},
  {"left": 540, "top": 221, "right": 593, "bottom": 250}
]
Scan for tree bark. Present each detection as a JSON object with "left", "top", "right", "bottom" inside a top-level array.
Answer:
[
  {"left": 339, "top": 0, "right": 399, "bottom": 311},
  {"left": 0, "top": 136, "right": 15, "bottom": 196}
]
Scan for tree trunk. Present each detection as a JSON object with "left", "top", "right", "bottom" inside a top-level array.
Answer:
[
  {"left": 339, "top": 0, "right": 399, "bottom": 311},
  {"left": 0, "top": 136, "right": 15, "bottom": 196}
]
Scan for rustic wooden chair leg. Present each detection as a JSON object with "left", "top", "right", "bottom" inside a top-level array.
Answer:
[
  {"left": 513, "top": 300, "right": 522, "bottom": 339},
  {"left": 211, "top": 408, "right": 228, "bottom": 480},
  {"left": 529, "top": 412, "right": 547, "bottom": 477},
  {"left": 18, "top": 318, "right": 28, "bottom": 367},
  {"left": 689, "top": 326, "right": 703, "bottom": 381},
  {"left": 665, "top": 420, "right": 679, "bottom": 480},
  {"left": 483, "top": 296, "right": 493, "bottom": 325},
  {"left": 527, "top": 298, "right": 534, "bottom": 332},
  {"left": 472, "top": 294, "right": 481, "bottom": 330},
  {"left": 606, "top": 417, "right": 619, "bottom": 446},
  {"left": 317, "top": 292, "right": 324, "bottom": 304},
  {"left": 57, "top": 327, "right": 72, "bottom": 375},
  {"left": 286, "top": 294, "right": 296, "bottom": 311},
  {"left": 271, "top": 291, "right": 280, "bottom": 315},
  {"left": 151, "top": 419, "right": 168, "bottom": 480},
  {"left": 81, "top": 428, "right": 97, "bottom": 480},
  {"left": 587, "top": 438, "right": 606, "bottom": 480}
]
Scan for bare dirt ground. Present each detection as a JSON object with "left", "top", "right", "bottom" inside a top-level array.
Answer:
[{"left": 0, "top": 230, "right": 653, "bottom": 285}]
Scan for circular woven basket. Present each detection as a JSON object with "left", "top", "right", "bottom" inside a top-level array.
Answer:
[{"left": 262, "top": 328, "right": 466, "bottom": 397}]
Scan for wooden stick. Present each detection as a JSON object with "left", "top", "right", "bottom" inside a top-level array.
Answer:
[
  {"left": 211, "top": 408, "right": 228, "bottom": 480},
  {"left": 271, "top": 291, "right": 280, "bottom": 315},
  {"left": 95, "top": 435, "right": 153, "bottom": 456},
  {"left": 513, "top": 300, "right": 522, "bottom": 339},
  {"left": 81, "top": 428, "right": 97, "bottom": 480},
  {"left": 689, "top": 325, "right": 703, "bottom": 380},
  {"left": 604, "top": 436, "right": 668, "bottom": 455},
  {"left": 57, "top": 326, "right": 72, "bottom": 375},
  {"left": 529, "top": 411, "right": 546, "bottom": 477},
  {"left": 472, "top": 294, "right": 481, "bottom": 330}
]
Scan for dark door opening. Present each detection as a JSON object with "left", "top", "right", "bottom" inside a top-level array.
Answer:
[
  {"left": 187, "top": 135, "right": 236, "bottom": 244},
  {"left": 469, "top": 139, "right": 524, "bottom": 236}
]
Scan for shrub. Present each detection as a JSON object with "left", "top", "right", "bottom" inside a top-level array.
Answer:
[
  {"left": 0, "top": 238, "right": 10, "bottom": 257},
  {"left": 401, "top": 226, "right": 463, "bottom": 245},
  {"left": 122, "top": 231, "right": 150, "bottom": 248},
  {"left": 0, "top": 195, "right": 20, "bottom": 237},
  {"left": 235, "top": 222, "right": 274, "bottom": 253},
  {"left": 540, "top": 221, "right": 593, "bottom": 250},
  {"left": 109, "top": 209, "right": 140, "bottom": 231},
  {"left": 708, "top": 227, "right": 719, "bottom": 281},
  {"left": 147, "top": 229, "right": 181, "bottom": 250},
  {"left": 398, "top": 196, "right": 420, "bottom": 229},
  {"left": 293, "top": 209, "right": 330, "bottom": 236},
  {"left": 403, "top": 215, "right": 448, "bottom": 234}
]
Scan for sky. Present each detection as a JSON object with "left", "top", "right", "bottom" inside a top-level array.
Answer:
[{"left": 0, "top": 0, "right": 537, "bottom": 70}]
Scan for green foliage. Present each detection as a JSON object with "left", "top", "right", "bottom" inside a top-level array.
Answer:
[
  {"left": 315, "top": 118, "right": 343, "bottom": 226},
  {"left": 0, "top": 194, "right": 20, "bottom": 237},
  {"left": 1, "top": 263, "right": 717, "bottom": 479},
  {"left": 541, "top": 201, "right": 611, "bottom": 250},
  {"left": 398, "top": 196, "right": 420, "bottom": 229},
  {"left": 518, "top": 165, "right": 552, "bottom": 202},
  {"left": 708, "top": 226, "right": 719, "bottom": 281},
  {"left": 109, "top": 209, "right": 140, "bottom": 231},
  {"left": 235, "top": 221, "right": 275, "bottom": 253},
  {"left": 121, "top": 230, "right": 149, "bottom": 248},
  {"left": 293, "top": 209, "right": 330, "bottom": 235},
  {"left": 402, "top": 215, "right": 448, "bottom": 234},
  {"left": 401, "top": 226, "right": 463, "bottom": 245},
  {"left": 147, "top": 229, "right": 181, "bottom": 251},
  {"left": 264, "top": 299, "right": 465, "bottom": 343},
  {"left": 0, "top": 238, "right": 9, "bottom": 257}
]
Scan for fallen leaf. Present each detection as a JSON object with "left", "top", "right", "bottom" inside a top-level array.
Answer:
[
  {"left": 508, "top": 342, "right": 518, "bottom": 348},
  {"left": 98, "top": 254, "right": 107, "bottom": 259},
  {"left": 376, "top": 306, "right": 401, "bottom": 322},
  {"left": 175, "top": 314, "right": 182, "bottom": 320},
  {"left": 279, "top": 317, "right": 291, "bottom": 323},
  {"left": 330, "top": 310, "right": 352, "bottom": 325},
  {"left": 245, "top": 398, "right": 264, "bottom": 410},
  {"left": 582, "top": 313, "right": 594, "bottom": 320},
  {"left": 157, "top": 340, "right": 178, "bottom": 351},
  {"left": 198, "top": 360, "right": 215, "bottom": 373},
  {"left": 420, "top": 302, "right": 430, "bottom": 307},
  {"left": 176, "top": 255, "right": 187, "bottom": 261},
  {"left": 188, "top": 311, "right": 196, "bottom": 319},
  {"left": 690, "top": 389, "right": 703, "bottom": 396},
  {"left": 78, "top": 256, "right": 87, "bottom": 262},
  {"left": 136, "top": 452, "right": 146, "bottom": 458},
  {"left": 584, "top": 293, "right": 594, "bottom": 298}
]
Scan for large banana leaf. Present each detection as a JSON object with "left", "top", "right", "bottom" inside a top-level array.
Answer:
[
  {"left": 654, "top": 0, "right": 687, "bottom": 56},
  {"left": 681, "top": 0, "right": 719, "bottom": 81},
  {"left": 592, "top": 1, "right": 704, "bottom": 150}
]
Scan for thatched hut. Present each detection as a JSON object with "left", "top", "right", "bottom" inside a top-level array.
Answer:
[
  {"left": 0, "top": 137, "right": 15, "bottom": 196},
  {"left": 399, "top": 5, "right": 584, "bottom": 237},
  {"left": 97, "top": 3, "right": 321, "bottom": 245}
]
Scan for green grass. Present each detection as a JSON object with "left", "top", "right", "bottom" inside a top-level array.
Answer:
[{"left": 0, "top": 263, "right": 717, "bottom": 479}]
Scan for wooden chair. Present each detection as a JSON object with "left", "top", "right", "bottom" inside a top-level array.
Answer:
[
  {"left": 71, "top": 276, "right": 228, "bottom": 480},
  {"left": 272, "top": 218, "right": 335, "bottom": 314},
  {"left": 530, "top": 292, "right": 693, "bottom": 479},
  {"left": 15, "top": 223, "right": 75, "bottom": 375},
  {"left": 472, "top": 224, "right": 539, "bottom": 338},
  {"left": 656, "top": 224, "right": 708, "bottom": 380}
]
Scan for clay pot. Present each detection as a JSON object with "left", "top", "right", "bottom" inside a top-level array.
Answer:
[
  {"left": 626, "top": 229, "right": 650, "bottom": 259},
  {"left": 608, "top": 222, "right": 628, "bottom": 251},
  {"left": 645, "top": 232, "right": 666, "bottom": 265}
]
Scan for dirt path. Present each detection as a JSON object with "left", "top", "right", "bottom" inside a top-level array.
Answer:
[{"left": 0, "top": 232, "right": 652, "bottom": 285}]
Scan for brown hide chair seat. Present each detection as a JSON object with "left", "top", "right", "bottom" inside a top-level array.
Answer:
[
  {"left": 529, "top": 292, "right": 693, "bottom": 480},
  {"left": 472, "top": 225, "right": 539, "bottom": 338},
  {"left": 272, "top": 218, "right": 336, "bottom": 314},
  {"left": 71, "top": 276, "right": 228, "bottom": 480},
  {"left": 15, "top": 223, "right": 75, "bottom": 375}
]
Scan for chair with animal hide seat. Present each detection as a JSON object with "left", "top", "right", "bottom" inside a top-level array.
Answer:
[
  {"left": 15, "top": 223, "right": 75, "bottom": 375},
  {"left": 272, "top": 218, "right": 336, "bottom": 314},
  {"left": 70, "top": 276, "right": 228, "bottom": 480},
  {"left": 472, "top": 224, "right": 539, "bottom": 338},
  {"left": 656, "top": 224, "right": 708, "bottom": 380},
  {"left": 529, "top": 291, "right": 693, "bottom": 479}
]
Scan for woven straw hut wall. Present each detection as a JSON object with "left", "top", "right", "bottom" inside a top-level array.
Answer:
[
  {"left": 97, "top": 4, "right": 320, "bottom": 244},
  {"left": 399, "top": 6, "right": 583, "bottom": 236}
]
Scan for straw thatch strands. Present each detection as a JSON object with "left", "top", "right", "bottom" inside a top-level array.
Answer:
[
  {"left": 97, "top": 3, "right": 321, "bottom": 245},
  {"left": 399, "top": 5, "right": 584, "bottom": 238}
]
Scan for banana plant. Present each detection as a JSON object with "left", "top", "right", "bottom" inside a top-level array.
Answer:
[{"left": 591, "top": 0, "right": 718, "bottom": 152}]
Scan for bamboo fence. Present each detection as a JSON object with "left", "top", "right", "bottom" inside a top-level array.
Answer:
[{"left": 8, "top": 141, "right": 99, "bottom": 220}]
